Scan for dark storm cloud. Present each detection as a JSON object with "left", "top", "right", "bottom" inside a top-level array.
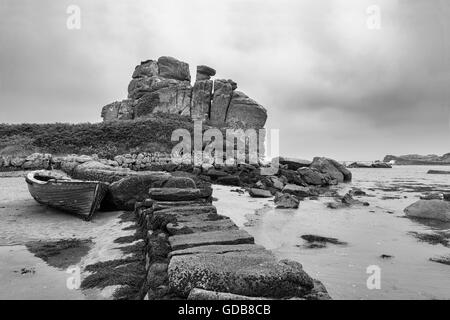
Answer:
[{"left": 0, "top": 0, "right": 448, "bottom": 159}]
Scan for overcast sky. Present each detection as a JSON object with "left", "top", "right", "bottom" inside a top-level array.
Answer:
[{"left": 0, "top": 0, "right": 449, "bottom": 160}]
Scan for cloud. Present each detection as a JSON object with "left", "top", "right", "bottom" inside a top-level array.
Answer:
[{"left": 0, "top": 0, "right": 448, "bottom": 159}]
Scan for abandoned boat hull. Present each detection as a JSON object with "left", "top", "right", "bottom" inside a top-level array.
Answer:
[{"left": 25, "top": 171, "right": 108, "bottom": 220}]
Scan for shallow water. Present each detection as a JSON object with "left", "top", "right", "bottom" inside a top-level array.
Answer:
[
  {"left": 215, "top": 166, "right": 450, "bottom": 300},
  {"left": 0, "top": 245, "right": 85, "bottom": 300}
]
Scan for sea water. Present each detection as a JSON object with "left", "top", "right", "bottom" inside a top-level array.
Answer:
[{"left": 215, "top": 166, "right": 450, "bottom": 300}]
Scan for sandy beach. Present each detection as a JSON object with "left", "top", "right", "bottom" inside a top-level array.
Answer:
[{"left": 0, "top": 172, "right": 139, "bottom": 300}]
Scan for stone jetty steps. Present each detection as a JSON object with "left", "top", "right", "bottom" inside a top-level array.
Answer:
[{"left": 136, "top": 186, "right": 331, "bottom": 300}]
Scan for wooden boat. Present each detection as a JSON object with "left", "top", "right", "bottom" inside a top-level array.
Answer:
[{"left": 25, "top": 170, "right": 109, "bottom": 221}]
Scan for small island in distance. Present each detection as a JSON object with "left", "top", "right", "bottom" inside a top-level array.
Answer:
[{"left": 383, "top": 153, "right": 450, "bottom": 166}]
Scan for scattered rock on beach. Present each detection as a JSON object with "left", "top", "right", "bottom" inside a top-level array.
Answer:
[
  {"left": 326, "top": 191, "right": 369, "bottom": 209},
  {"left": 274, "top": 192, "right": 300, "bottom": 209},
  {"left": 408, "top": 231, "right": 449, "bottom": 247},
  {"left": 248, "top": 188, "right": 272, "bottom": 198},
  {"left": 282, "top": 184, "right": 318, "bottom": 198},
  {"left": 404, "top": 200, "right": 450, "bottom": 222},
  {"left": 430, "top": 255, "right": 450, "bottom": 266},
  {"left": 352, "top": 188, "right": 367, "bottom": 196},
  {"left": 342, "top": 192, "right": 370, "bottom": 206}
]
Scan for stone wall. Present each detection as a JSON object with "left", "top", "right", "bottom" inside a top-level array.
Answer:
[
  {"left": 135, "top": 187, "right": 331, "bottom": 300},
  {"left": 101, "top": 56, "right": 268, "bottom": 129}
]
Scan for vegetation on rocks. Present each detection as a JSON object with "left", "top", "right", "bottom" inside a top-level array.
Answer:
[{"left": 0, "top": 114, "right": 194, "bottom": 158}]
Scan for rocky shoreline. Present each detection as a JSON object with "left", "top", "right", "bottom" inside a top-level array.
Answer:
[{"left": 0, "top": 151, "right": 357, "bottom": 299}]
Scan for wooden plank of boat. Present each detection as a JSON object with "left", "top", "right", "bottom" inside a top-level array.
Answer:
[{"left": 25, "top": 170, "right": 108, "bottom": 221}]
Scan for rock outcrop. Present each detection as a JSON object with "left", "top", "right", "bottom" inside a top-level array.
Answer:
[{"left": 101, "top": 56, "right": 268, "bottom": 129}]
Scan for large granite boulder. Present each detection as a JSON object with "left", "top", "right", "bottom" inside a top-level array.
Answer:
[
  {"left": 167, "top": 218, "right": 238, "bottom": 236},
  {"left": 248, "top": 188, "right": 272, "bottom": 198},
  {"left": 310, "top": 157, "right": 352, "bottom": 183},
  {"left": 196, "top": 65, "right": 216, "bottom": 81},
  {"left": 225, "top": 91, "right": 267, "bottom": 129},
  {"left": 168, "top": 230, "right": 254, "bottom": 251},
  {"left": 282, "top": 184, "right": 318, "bottom": 198},
  {"left": 133, "top": 80, "right": 192, "bottom": 117},
  {"left": 168, "top": 249, "right": 314, "bottom": 298},
  {"left": 107, "top": 173, "right": 176, "bottom": 210},
  {"left": 278, "top": 169, "right": 306, "bottom": 186},
  {"left": 171, "top": 171, "right": 213, "bottom": 199},
  {"left": 191, "top": 80, "right": 213, "bottom": 120},
  {"left": 297, "top": 167, "right": 333, "bottom": 186},
  {"left": 210, "top": 79, "right": 233, "bottom": 125},
  {"left": 22, "top": 153, "right": 52, "bottom": 170},
  {"left": 404, "top": 200, "right": 450, "bottom": 222},
  {"left": 69, "top": 161, "right": 140, "bottom": 183},
  {"left": 149, "top": 188, "right": 205, "bottom": 201},
  {"left": 132, "top": 60, "right": 159, "bottom": 79},
  {"left": 275, "top": 157, "right": 311, "bottom": 170},
  {"left": 274, "top": 192, "right": 300, "bottom": 209},
  {"left": 128, "top": 76, "right": 159, "bottom": 100},
  {"left": 157, "top": 56, "right": 191, "bottom": 82},
  {"left": 152, "top": 83, "right": 192, "bottom": 116}
]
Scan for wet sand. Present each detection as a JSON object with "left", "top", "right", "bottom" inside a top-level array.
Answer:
[{"left": 0, "top": 173, "right": 136, "bottom": 300}]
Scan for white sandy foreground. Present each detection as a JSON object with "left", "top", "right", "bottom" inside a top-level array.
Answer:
[{"left": 0, "top": 173, "right": 137, "bottom": 300}]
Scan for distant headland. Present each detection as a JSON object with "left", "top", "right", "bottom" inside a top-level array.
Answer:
[{"left": 383, "top": 153, "right": 450, "bottom": 165}]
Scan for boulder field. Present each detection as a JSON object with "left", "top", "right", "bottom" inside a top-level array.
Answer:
[{"left": 0, "top": 150, "right": 352, "bottom": 212}]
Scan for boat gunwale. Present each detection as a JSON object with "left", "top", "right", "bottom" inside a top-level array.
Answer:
[{"left": 26, "top": 171, "right": 108, "bottom": 186}]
